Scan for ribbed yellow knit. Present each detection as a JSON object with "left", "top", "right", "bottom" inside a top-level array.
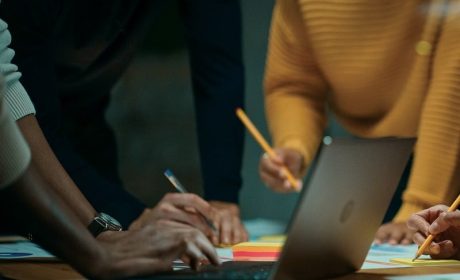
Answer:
[{"left": 264, "top": 0, "right": 460, "bottom": 222}]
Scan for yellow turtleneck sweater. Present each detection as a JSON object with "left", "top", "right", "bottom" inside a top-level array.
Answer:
[{"left": 264, "top": 0, "right": 460, "bottom": 222}]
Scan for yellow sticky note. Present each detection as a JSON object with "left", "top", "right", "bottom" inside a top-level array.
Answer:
[
  {"left": 391, "top": 257, "right": 460, "bottom": 266},
  {"left": 258, "top": 235, "right": 286, "bottom": 242}
]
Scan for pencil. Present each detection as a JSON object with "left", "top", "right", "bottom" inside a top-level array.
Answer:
[
  {"left": 235, "top": 108, "right": 300, "bottom": 191},
  {"left": 412, "top": 194, "right": 460, "bottom": 261},
  {"left": 163, "top": 169, "right": 218, "bottom": 232}
]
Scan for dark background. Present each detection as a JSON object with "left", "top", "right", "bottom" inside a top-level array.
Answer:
[{"left": 107, "top": 0, "right": 355, "bottom": 222}]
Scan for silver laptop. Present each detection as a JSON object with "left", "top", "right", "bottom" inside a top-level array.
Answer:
[
  {"left": 271, "top": 137, "right": 414, "bottom": 280},
  {"left": 152, "top": 137, "right": 414, "bottom": 280}
]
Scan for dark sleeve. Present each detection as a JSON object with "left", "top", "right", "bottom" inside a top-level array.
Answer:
[
  {"left": 179, "top": 0, "right": 245, "bottom": 203},
  {"left": 0, "top": 0, "right": 145, "bottom": 227}
]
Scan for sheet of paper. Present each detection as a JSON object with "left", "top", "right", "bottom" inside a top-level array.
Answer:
[
  {"left": 361, "top": 243, "right": 418, "bottom": 270},
  {"left": 391, "top": 257, "right": 460, "bottom": 266},
  {"left": 0, "top": 241, "right": 55, "bottom": 260},
  {"left": 386, "top": 273, "right": 460, "bottom": 280}
]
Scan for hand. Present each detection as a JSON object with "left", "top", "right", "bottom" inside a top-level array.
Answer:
[
  {"left": 374, "top": 222, "right": 415, "bottom": 245},
  {"left": 209, "top": 201, "right": 248, "bottom": 246},
  {"left": 94, "top": 221, "right": 220, "bottom": 279},
  {"left": 258, "top": 148, "right": 303, "bottom": 192},
  {"left": 407, "top": 205, "right": 460, "bottom": 259},
  {"left": 128, "top": 193, "right": 217, "bottom": 241}
]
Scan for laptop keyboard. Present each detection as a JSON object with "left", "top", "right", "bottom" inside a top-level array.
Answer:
[{"left": 147, "top": 261, "right": 274, "bottom": 280}]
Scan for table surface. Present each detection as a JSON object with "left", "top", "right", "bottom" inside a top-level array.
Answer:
[{"left": 2, "top": 261, "right": 460, "bottom": 280}]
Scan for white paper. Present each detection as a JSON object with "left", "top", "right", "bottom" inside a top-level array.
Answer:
[
  {"left": 361, "top": 243, "right": 418, "bottom": 270},
  {"left": 0, "top": 241, "right": 55, "bottom": 260}
]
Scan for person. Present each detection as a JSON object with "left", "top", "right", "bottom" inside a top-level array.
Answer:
[
  {"left": 0, "top": 0, "right": 247, "bottom": 245},
  {"left": 408, "top": 205, "right": 460, "bottom": 260},
  {"left": 259, "top": 0, "right": 460, "bottom": 244},
  {"left": 0, "top": 16, "right": 219, "bottom": 278},
  {"left": 0, "top": 86, "right": 220, "bottom": 279}
]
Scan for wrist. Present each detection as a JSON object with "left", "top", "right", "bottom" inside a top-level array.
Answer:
[{"left": 87, "top": 212, "right": 123, "bottom": 237}]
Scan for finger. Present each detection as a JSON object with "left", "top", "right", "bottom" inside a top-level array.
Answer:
[
  {"left": 192, "top": 232, "right": 221, "bottom": 266},
  {"left": 260, "top": 154, "right": 285, "bottom": 180},
  {"left": 388, "top": 229, "right": 405, "bottom": 245},
  {"left": 400, "top": 236, "right": 413, "bottom": 245},
  {"left": 407, "top": 213, "right": 431, "bottom": 235},
  {"left": 282, "top": 178, "right": 302, "bottom": 192},
  {"left": 218, "top": 214, "right": 232, "bottom": 245},
  {"left": 431, "top": 240, "right": 457, "bottom": 259},
  {"left": 431, "top": 211, "right": 460, "bottom": 235},
  {"left": 413, "top": 232, "right": 427, "bottom": 246},
  {"left": 374, "top": 226, "right": 390, "bottom": 244},
  {"left": 226, "top": 215, "right": 243, "bottom": 245},
  {"left": 260, "top": 171, "right": 288, "bottom": 192},
  {"left": 162, "top": 193, "right": 215, "bottom": 221},
  {"left": 265, "top": 151, "right": 283, "bottom": 165},
  {"left": 155, "top": 203, "right": 213, "bottom": 235},
  {"left": 183, "top": 242, "right": 206, "bottom": 271}
]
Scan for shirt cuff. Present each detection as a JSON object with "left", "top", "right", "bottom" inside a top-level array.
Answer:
[{"left": 4, "top": 81, "right": 35, "bottom": 121}]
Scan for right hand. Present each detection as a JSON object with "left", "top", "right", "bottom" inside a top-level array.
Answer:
[
  {"left": 128, "top": 193, "right": 218, "bottom": 244},
  {"left": 407, "top": 204, "right": 460, "bottom": 260},
  {"left": 258, "top": 148, "right": 303, "bottom": 192},
  {"left": 95, "top": 221, "right": 220, "bottom": 279}
]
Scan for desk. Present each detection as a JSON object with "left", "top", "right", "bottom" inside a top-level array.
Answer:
[{"left": 2, "top": 262, "right": 460, "bottom": 280}]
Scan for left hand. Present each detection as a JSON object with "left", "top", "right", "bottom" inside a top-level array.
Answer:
[
  {"left": 128, "top": 193, "right": 218, "bottom": 242},
  {"left": 374, "top": 221, "right": 415, "bottom": 245},
  {"left": 209, "top": 201, "right": 248, "bottom": 246}
]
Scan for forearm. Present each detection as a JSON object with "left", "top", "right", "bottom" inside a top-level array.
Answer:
[
  {"left": 264, "top": 0, "right": 328, "bottom": 175},
  {"left": 1, "top": 165, "right": 106, "bottom": 278},
  {"left": 393, "top": 46, "right": 460, "bottom": 221},
  {"left": 17, "top": 115, "right": 97, "bottom": 226}
]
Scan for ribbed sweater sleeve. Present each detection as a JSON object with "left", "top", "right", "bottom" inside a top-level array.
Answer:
[
  {"left": 264, "top": 0, "right": 329, "bottom": 174},
  {"left": 0, "top": 18, "right": 35, "bottom": 121},
  {"left": 394, "top": 15, "right": 460, "bottom": 222},
  {"left": 0, "top": 85, "right": 31, "bottom": 188}
]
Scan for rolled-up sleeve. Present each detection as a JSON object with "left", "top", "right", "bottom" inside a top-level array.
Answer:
[{"left": 0, "top": 18, "right": 35, "bottom": 121}]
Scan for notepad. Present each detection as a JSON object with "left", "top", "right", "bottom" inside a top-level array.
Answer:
[
  {"left": 258, "top": 234, "right": 286, "bottom": 242},
  {"left": 232, "top": 242, "right": 283, "bottom": 261},
  {"left": 390, "top": 257, "right": 460, "bottom": 266}
]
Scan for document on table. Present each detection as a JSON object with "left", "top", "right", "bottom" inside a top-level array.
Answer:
[
  {"left": 386, "top": 273, "right": 460, "bottom": 280},
  {"left": 361, "top": 243, "right": 418, "bottom": 269},
  {"left": 0, "top": 240, "right": 56, "bottom": 261},
  {"left": 363, "top": 243, "right": 460, "bottom": 270}
]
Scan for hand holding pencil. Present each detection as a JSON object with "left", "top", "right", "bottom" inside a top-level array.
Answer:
[
  {"left": 408, "top": 195, "right": 460, "bottom": 261},
  {"left": 236, "top": 108, "right": 303, "bottom": 192}
]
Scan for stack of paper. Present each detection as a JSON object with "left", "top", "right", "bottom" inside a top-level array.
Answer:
[{"left": 232, "top": 242, "right": 283, "bottom": 261}]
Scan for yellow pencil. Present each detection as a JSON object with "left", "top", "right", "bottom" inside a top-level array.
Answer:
[
  {"left": 413, "top": 194, "right": 460, "bottom": 261},
  {"left": 235, "top": 108, "right": 300, "bottom": 191}
]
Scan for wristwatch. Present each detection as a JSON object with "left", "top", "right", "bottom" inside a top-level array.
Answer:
[{"left": 87, "top": 212, "right": 123, "bottom": 237}]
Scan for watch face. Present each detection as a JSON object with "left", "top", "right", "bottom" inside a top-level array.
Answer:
[{"left": 98, "top": 213, "right": 123, "bottom": 231}]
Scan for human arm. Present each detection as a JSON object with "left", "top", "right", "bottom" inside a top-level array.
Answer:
[
  {"left": 376, "top": 24, "right": 460, "bottom": 244},
  {"left": 179, "top": 0, "right": 247, "bottom": 244},
  {"left": 0, "top": 79, "right": 219, "bottom": 279},
  {"left": 260, "top": 0, "right": 329, "bottom": 191}
]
